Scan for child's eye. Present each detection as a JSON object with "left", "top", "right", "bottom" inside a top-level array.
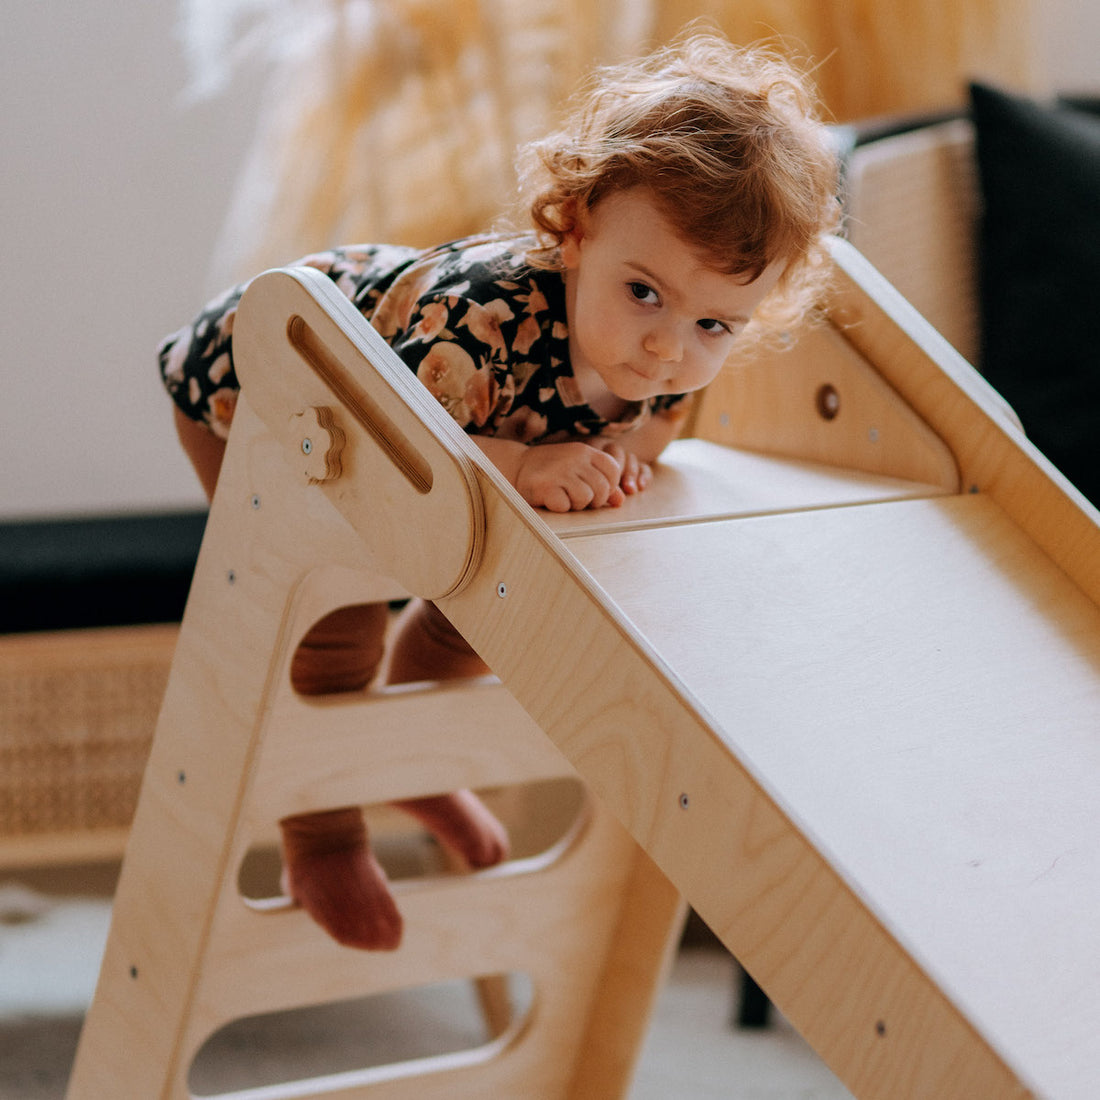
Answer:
[
  {"left": 628, "top": 281, "right": 659, "bottom": 305},
  {"left": 697, "top": 318, "right": 732, "bottom": 335}
]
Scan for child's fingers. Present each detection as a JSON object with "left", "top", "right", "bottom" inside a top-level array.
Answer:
[
  {"left": 620, "top": 452, "right": 640, "bottom": 494},
  {"left": 632, "top": 458, "right": 654, "bottom": 492},
  {"left": 589, "top": 447, "right": 622, "bottom": 484},
  {"left": 585, "top": 450, "right": 623, "bottom": 508},
  {"left": 595, "top": 440, "right": 627, "bottom": 470},
  {"left": 617, "top": 452, "right": 653, "bottom": 495},
  {"left": 516, "top": 442, "right": 623, "bottom": 511}
]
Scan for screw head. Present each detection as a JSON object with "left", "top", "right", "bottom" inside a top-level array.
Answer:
[{"left": 815, "top": 383, "right": 840, "bottom": 421}]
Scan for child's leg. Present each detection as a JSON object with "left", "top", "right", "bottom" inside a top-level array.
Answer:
[
  {"left": 289, "top": 604, "right": 388, "bottom": 695},
  {"left": 279, "top": 601, "right": 508, "bottom": 951},
  {"left": 171, "top": 408, "right": 412, "bottom": 949},
  {"left": 279, "top": 805, "right": 402, "bottom": 950},
  {"left": 387, "top": 601, "right": 510, "bottom": 870},
  {"left": 280, "top": 603, "right": 403, "bottom": 949},
  {"left": 386, "top": 598, "right": 490, "bottom": 683}
]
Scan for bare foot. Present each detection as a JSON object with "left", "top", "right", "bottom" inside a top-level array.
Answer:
[{"left": 279, "top": 808, "right": 403, "bottom": 950}]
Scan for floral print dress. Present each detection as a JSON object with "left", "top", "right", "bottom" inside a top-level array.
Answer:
[{"left": 158, "top": 234, "right": 685, "bottom": 443}]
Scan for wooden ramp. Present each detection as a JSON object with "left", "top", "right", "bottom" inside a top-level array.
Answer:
[{"left": 68, "top": 239, "right": 1100, "bottom": 1099}]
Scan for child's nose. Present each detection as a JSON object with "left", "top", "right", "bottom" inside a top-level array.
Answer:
[{"left": 644, "top": 325, "right": 683, "bottom": 362}]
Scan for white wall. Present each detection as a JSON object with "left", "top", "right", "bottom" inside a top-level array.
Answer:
[
  {"left": 1, "top": 2, "right": 1096, "bottom": 521},
  {"left": 0, "top": 2, "right": 261, "bottom": 519}
]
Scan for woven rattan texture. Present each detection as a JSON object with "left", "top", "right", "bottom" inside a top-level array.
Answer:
[{"left": 0, "top": 628, "right": 173, "bottom": 837}]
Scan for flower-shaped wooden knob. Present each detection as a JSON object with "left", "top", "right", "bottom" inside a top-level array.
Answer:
[{"left": 290, "top": 406, "right": 345, "bottom": 483}]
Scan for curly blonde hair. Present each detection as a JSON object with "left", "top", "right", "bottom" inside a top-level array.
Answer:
[{"left": 517, "top": 32, "right": 839, "bottom": 341}]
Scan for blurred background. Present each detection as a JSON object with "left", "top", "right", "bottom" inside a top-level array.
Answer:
[{"left": 1, "top": 0, "right": 1097, "bottom": 522}]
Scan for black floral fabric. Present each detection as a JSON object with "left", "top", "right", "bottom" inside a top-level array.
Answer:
[{"left": 158, "top": 234, "right": 685, "bottom": 441}]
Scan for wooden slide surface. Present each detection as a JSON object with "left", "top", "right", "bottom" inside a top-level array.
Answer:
[{"left": 565, "top": 487, "right": 1100, "bottom": 1099}]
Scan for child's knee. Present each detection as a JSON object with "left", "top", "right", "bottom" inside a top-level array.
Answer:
[
  {"left": 416, "top": 601, "right": 478, "bottom": 655},
  {"left": 387, "top": 600, "right": 488, "bottom": 684},
  {"left": 290, "top": 602, "right": 389, "bottom": 695}
]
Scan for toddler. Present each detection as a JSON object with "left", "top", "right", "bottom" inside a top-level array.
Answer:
[{"left": 159, "top": 31, "right": 839, "bottom": 950}]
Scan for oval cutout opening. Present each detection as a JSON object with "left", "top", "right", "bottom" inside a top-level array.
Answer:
[
  {"left": 238, "top": 777, "right": 587, "bottom": 904},
  {"left": 188, "top": 971, "right": 534, "bottom": 1097},
  {"left": 287, "top": 314, "right": 433, "bottom": 494}
]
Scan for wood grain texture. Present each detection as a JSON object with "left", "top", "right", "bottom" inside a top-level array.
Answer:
[
  {"left": 568, "top": 493, "right": 1100, "bottom": 1098},
  {"left": 67, "top": 357, "right": 682, "bottom": 1098},
  {"left": 692, "top": 320, "right": 961, "bottom": 491},
  {"left": 70, "top": 237, "right": 1100, "bottom": 1098}
]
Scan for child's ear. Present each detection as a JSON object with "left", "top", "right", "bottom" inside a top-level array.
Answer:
[
  {"left": 560, "top": 202, "right": 587, "bottom": 269},
  {"left": 560, "top": 228, "right": 583, "bottom": 269}
]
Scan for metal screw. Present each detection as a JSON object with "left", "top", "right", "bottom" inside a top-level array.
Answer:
[
  {"left": 815, "top": 384, "right": 840, "bottom": 421},
  {"left": 301, "top": 437, "right": 313, "bottom": 455},
  {"left": 497, "top": 582, "right": 507, "bottom": 598}
]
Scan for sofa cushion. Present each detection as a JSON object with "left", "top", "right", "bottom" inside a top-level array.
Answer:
[
  {"left": 0, "top": 510, "right": 206, "bottom": 633},
  {"left": 970, "top": 83, "right": 1100, "bottom": 506}
]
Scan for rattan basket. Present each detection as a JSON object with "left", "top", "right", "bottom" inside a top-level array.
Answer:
[{"left": 0, "top": 624, "right": 176, "bottom": 864}]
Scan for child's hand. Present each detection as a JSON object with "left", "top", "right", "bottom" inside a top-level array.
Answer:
[
  {"left": 515, "top": 441, "right": 628, "bottom": 512},
  {"left": 590, "top": 440, "right": 654, "bottom": 498}
]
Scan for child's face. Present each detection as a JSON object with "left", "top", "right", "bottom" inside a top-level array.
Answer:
[{"left": 561, "top": 187, "right": 785, "bottom": 404}]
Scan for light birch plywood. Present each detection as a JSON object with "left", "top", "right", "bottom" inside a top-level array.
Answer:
[
  {"left": 191, "top": 792, "right": 677, "bottom": 1090},
  {"left": 234, "top": 268, "right": 487, "bottom": 601},
  {"left": 434, "top": 461, "right": 1034, "bottom": 1100},
  {"left": 247, "top": 677, "right": 574, "bottom": 819},
  {"left": 566, "top": 493, "right": 1100, "bottom": 1100},
  {"left": 67, "top": 339, "right": 685, "bottom": 1097},
  {"left": 544, "top": 437, "right": 950, "bottom": 539},
  {"left": 71, "top": 238, "right": 1100, "bottom": 1100},
  {"left": 691, "top": 318, "right": 961, "bottom": 491},
  {"left": 826, "top": 238, "right": 1100, "bottom": 604}
]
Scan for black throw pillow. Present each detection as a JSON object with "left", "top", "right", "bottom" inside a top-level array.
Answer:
[{"left": 969, "top": 82, "right": 1100, "bottom": 505}]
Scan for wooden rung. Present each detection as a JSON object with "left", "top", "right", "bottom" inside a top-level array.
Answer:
[
  {"left": 249, "top": 678, "right": 575, "bottom": 819},
  {"left": 182, "top": 797, "right": 640, "bottom": 1067}
]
